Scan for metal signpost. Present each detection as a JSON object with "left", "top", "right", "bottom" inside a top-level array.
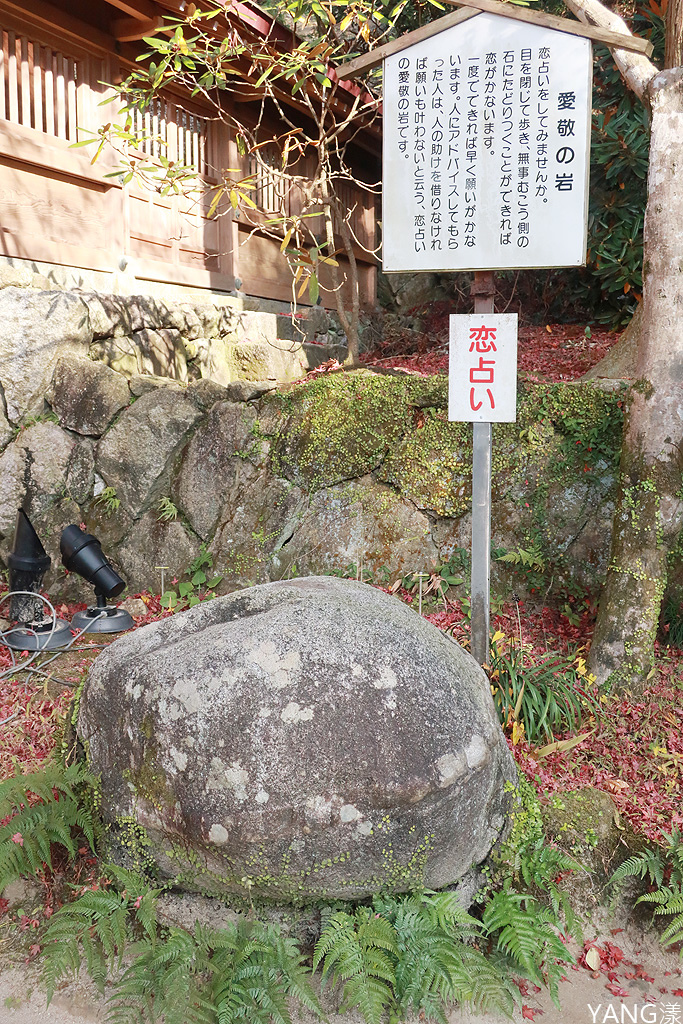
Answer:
[
  {"left": 449, "top": 301, "right": 518, "bottom": 661},
  {"left": 337, "top": 0, "right": 651, "bottom": 664}
]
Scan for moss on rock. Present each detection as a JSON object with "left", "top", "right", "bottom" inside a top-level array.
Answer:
[{"left": 265, "top": 370, "right": 447, "bottom": 491}]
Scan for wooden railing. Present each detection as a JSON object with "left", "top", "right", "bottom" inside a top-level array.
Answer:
[
  {"left": 0, "top": 25, "right": 80, "bottom": 141},
  {"left": 130, "top": 96, "right": 217, "bottom": 180}
]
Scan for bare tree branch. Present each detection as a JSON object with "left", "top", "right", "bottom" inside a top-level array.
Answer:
[{"left": 563, "top": 0, "right": 659, "bottom": 104}]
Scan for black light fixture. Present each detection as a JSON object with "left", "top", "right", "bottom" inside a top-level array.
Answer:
[
  {"left": 4, "top": 509, "right": 72, "bottom": 650},
  {"left": 60, "top": 525, "right": 134, "bottom": 633}
]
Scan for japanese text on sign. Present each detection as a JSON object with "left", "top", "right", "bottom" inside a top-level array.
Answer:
[
  {"left": 449, "top": 313, "right": 518, "bottom": 423},
  {"left": 383, "top": 12, "right": 591, "bottom": 272}
]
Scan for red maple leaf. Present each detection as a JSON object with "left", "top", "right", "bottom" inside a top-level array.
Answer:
[{"left": 522, "top": 1006, "right": 543, "bottom": 1020}]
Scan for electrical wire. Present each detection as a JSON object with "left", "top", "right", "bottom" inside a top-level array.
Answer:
[{"left": 0, "top": 590, "right": 107, "bottom": 685}]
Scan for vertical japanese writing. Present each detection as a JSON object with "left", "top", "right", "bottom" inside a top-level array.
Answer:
[
  {"left": 483, "top": 51, "right": 496, "bottom": 153},
  {"left": 430, "top": 58, "right": 444, "bottom": 251},
  {"left": 464, "top": 56, "right": 480, "bottom": 249},
  {"left": 397, "top": 55, "right": 410, "bottom": 156},
  {"left": 517, "top": 47, "right": 531, "bottom": 248},
  {"left": 555, "top": 88, "right": 576, "bottom": 192},
  {"left": 413, "top": 56, "right": 427, "bottom": 252},
  {"left": 499, "top": 49, "right": 514, "bottom": 247},
  {"left": 447, "top": 55, "right": 462, "bottom": 250},
  {"left": 535, "top": 46, "right": 550, "bottom": 205},
  {"left": 385, "top": 16, "right": 590, "bottom": 271},
  {"left": 468, "top": 324, "right": 497, "bottom": 412}
]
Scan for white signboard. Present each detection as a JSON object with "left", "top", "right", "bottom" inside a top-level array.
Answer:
[
  {"left": 383, "top": 13, "right": 592, "bottom": 272},
  {"left": 449, "top": 313, "right": 518, "bottom": 422}
]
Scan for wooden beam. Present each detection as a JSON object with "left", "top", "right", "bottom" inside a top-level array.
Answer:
[
  {"left": 103, "top": 0, "right": 161, "bottom": 21},
  {"left": 113, "top": 14, "right": 165, "bottom": 40},
  {"left": 443, "top": 0, "right": 654, "bottom": 53},
  {"left": 0, "top": 0, "right": 115, "bottom": 55},
  {"left": 336, "top": 0, "right": 652, "bottom": 79}
]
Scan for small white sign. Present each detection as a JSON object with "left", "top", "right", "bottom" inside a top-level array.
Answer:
[
  {"left": 449, "top": 313, "right": 518, "bottom": 422},
  {"left": 382, "top": 13, "right": 592, "bottom": 272}
]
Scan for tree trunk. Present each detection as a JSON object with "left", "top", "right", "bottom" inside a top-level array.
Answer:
[
  {"left": 666, "top": 0, "right": 683, "bottom": 68},
  {"left": 588, "top": 68, "right": 683, "bottom": 691}
]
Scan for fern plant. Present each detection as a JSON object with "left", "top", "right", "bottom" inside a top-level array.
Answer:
[
  {"left": 314, "top": 906, "right": 397, "bottom": 1024},
  {"left": 43, "top": 864, "right": 323, "bottom": 1024},
  {"left": 0, "top": 761, "right": 97, "bottom": 890},
  {"left": 376, "top": 890, "right": 517, "bottom": 1022},
  {"left": 513, "top": 840, "right": 583, "bottom": 948},
  {"left": 610, "top": 827, "right": 683, "bottom": 890},
  {"left": 482, "top": 884, "right": 573, "bottom": 1008},
  {"left": 609, "top": 828, "right": 683, "bottom": 955},
  {"left": 41, "top": 865, "right": 160, "bottom": 1005},
  {"left": 637, "top": 886, "right": 683, "bottom": 952}
]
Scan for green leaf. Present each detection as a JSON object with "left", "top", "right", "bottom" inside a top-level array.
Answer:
[{"left": 308, "top": 272, "right": 319, "bottom": 305}]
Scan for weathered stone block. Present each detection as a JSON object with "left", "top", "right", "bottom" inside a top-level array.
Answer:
[{"left": 47, "top": 356, "right": 130, "bottom": 436}]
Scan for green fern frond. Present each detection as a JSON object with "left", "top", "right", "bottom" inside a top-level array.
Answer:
[
  {"left": 454, "top": 945, "right": 518, "bottom": 1018},
  {"left": 637, "top": 884, "right": 683, "bottom": 950},
  {"left": 483, "top": 887, "right": 573, "bottom": 1004},
  {"left": 314, "top": 908, "right": 397, "bottom": 1024},
  {"left": 41, "top": 868, "right": 162, "bottom": 1005},
  {"left": 610, "top": 848, "right": 666, "bottom": 888},
  {"left": 0, "top": 761, "right": 97, "bottom": 889}
]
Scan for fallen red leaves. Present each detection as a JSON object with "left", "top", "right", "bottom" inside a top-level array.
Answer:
[
  {"left": 360, "top": 310, "right": 618, "bottom": 383},
  {"left": 512, "top": 663, "right": 683, "bottom": 844}
]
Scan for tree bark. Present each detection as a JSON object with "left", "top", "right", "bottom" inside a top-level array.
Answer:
[
  {"left": 562, "top": 0, "right": 683, "bottom": 691},
  {"left": 589, "top": 68, "right": 683, "bottom": 690},
  {"left": 581, "top": 303, "right": 641, "bottom": 382},
  {"left": 666, "top": 0, "right": 683, "bottom": 68}
]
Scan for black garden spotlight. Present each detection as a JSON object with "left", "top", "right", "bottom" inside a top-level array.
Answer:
[
  {"left": 3, "top": 509, "right": 72, "bottom": 650},
  {"left": 60, "top": 525, "right": 134, "bottom": 634}
]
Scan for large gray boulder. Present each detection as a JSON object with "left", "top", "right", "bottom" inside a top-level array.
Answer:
[{"left": 79, "top": 577, "right": 515, "bottom": 903}]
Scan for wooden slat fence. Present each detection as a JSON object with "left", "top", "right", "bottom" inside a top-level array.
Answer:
[
  {"left": 130, "top": 96, "right": 217, "bottom": 180},
  {"left": 0, "top": 25, "right": 80, "bottom": 140}
]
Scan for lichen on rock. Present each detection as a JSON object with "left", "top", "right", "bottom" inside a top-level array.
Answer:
[{"left": 78, "top": 577, "right": 516, "bottom": 904}]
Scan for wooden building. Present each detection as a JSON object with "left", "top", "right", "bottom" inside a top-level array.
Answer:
[{"left": 0, "top": 0, "right": 380, "bottom": 306}]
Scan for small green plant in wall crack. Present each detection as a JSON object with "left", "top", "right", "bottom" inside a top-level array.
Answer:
[
  {"left": 156, "top": 496, "right": 179, "bottom": 522},
  {"left": 160, "top": 545, "right": 223, "bottom": 611},
  {"left": 94, "top": 486, "right": 120, "bottom": 516}
]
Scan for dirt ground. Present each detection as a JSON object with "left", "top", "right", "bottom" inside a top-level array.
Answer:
[{"left": 0, "top": 909, "right": 680, "bottom": 1024}]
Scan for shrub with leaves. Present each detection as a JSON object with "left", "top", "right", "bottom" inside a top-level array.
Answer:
[
  {"left": 0, "top": 761, "right": 97, "bottom": 890},
  {"left": 160, "top": 545, "right": 223, "bottom": 610}
]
